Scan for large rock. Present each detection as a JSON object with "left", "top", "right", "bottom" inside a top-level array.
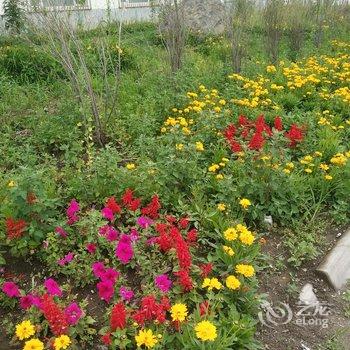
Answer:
[{"left": 182, "top": 0, "right": 227, "bottom": 34}]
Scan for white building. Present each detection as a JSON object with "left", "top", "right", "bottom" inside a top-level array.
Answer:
[{"left": 0, "top": 0, "right": 153, "bottom": 28}]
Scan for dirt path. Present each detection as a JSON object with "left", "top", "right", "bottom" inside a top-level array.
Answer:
[{"left": 256, "top": 229, "right": 350, "bottom": 350}]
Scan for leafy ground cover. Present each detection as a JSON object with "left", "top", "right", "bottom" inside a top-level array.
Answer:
[{"left": 0, "top": 17, "right": 349, "bottom": 350}]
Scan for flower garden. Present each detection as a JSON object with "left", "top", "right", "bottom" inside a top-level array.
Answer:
[{"left": 0, "top": 7, "right": 350, "bottom": 350}]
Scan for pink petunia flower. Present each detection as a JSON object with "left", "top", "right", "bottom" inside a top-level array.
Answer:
[
  {"left": 106, "top": 227, "right": 119, "bottom": 242},
  {"left": 20, "top": 295, "right": 33, "bottom": 309},
  {"left": 1, "top": 281, "right": 20, "bottom": 298},
  {"left": 136, "top": 216, "right": 153, "bottom": 229},
  {"left": 92, "top": 262, "right": 106, "bottom": 279},
  {"left": 101, "top": 207, "right": 114, "bottom": 221},
  {"left": 115, "top": 236, "right": 133, "bottom": 264},
  {"left": 66, "top": 199, "right": 80, "bottom": 225},
  {"left": 101, "top": 268, "right": 120, "bottom": 284},
  {"left": 65, "top": 302, "right": 83, "bottom": 325},
  {"left": 55, "top": 226, "right": 68, "bottom": 238},
  {"left": 119, "top": 286, "right": 134, "bottom": 302},
  {"left": 155, "top": 274, "right": 172, "bottom": 293},
  {"left": 44, "top": 278, "right": 62, "bottom": 297},
  {"left": 129, "top": 228, "right": 139, "bottom": 241},
  {"left": 57, "top": 252, "right": 74, "bottom": 266},
  {"left": 86, "top": 243, "right": 97, "bottom": 254},
  {"left": 97, "top": 280, "right": 114, "bottom": 303}
]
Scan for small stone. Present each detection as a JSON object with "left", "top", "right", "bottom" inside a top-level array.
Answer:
[{"left": 299, "top": 283, "right": 318, "bottom": 306}]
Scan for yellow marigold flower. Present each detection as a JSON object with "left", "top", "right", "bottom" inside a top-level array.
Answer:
[
  {"left": 195, "top": 320, "right": 217, "bottom": 341},
  {"left": 195, "top": 141, "right": 204, "bottom": 151},
  {"left": 319, "top": 163, "right": 329, "bottom": 171},
  {"left": 170, "top": 303, "right": 188, "bottom": 322},
  {"left": 216, "top": 174, "right": 224, "bottom": 180},
  {"left": 160, "top": 127, "right": 167, "bottom": 133},
  {"left": 16, "top": 320, "right": 35, "bottom": 341},
  {"left": 239, "top": 198, "right": 251, "bottom": 209},
  {"left": 213, "top": 106, "right": 221, "bottom": 113},
  {"left": 345, "top": 151, "right": 350, "bottom": 158},
  {"left": 23, "top": 339, "right": 44, "bottom": 350},
  {"left": 314, "top": 151, "right": 323, "bottom": 157},
  {"left": 224, "top": 227, "right": 238, "bottom": 241},
  {"left": 225, "top": 275, "right": 241, "bottom": 290},
  {"left": 236, "top": 264, "right": 255, "bottom": 277},
  {"left": 266, "top": 65, "right": 277, "bottom": 73},
  {"left": 330, "top": 153, "right": 347, "bottom": 166},
  {"left": 219, "top": 99, "right": 226, "bottom": 105},
  {"left": 126, "top": 163, "right": 136, "bottom": 170},
  {"left": 239, "top": 230, "right": 255, "bottom": 245},
  {"left": 223, "top": 245, "right": 234, "bottom": 256},
  {"left": 286, "top": 162, "right": 294, "bottom": 169},
  {"left": 324, "top": 175, "right": 333, "bottom": 180},
  {"left": 54, "top": 335, "right": 71, "bottom": 350},
  {"left": 304, "top": 168, "right": 313, "bottom": 174},
  {"left": 208, "top": 164, "right": 220, "bottom": 172},
  {"left": 222, "top": 157, "right": 229, "bottom": 162},
  {"left": 217, "top": 203, "right": 226, "bottom": 211},
  {"left": 202, "top": 277, "right": 222, "bottom": 290},
  {"left": 135, "top": 329, "right": 158, "bottom": 349},
  {"left": 182, "top": 127, "right": 191, "bottom": 135},
  {"left": 8, "top": 180, "right": 16, "bottom": 187},
  {"left": 283, "top": 168, "right": 291, "bottom": 174},
  {"left": 219, "top": 162, "right": 226, "bottom": 167},
  {"left": 176, "top": 143, "right": 184, "bottom": 151}
]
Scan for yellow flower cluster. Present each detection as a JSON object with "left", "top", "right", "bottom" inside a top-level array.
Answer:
[
  {"left": 161, "top": 85, "right": 227, "bottom": 134},
  {"left": 226, "top": 275, "right": 241, "bottom": 290},
  {"left": 224, "top": 224, "right": 255, "bottom": 245},
  {"left": 330, "top": 153, "right": 348, "bottom": 166},
  {"left": 135, "top": 329, "right": 160, "bottom": 349},
  {"left": 236, "top": 264, "right": 255, "bottom": 277},
  {"left": 195, "top": 320, "right": 217, "bottom": 341},
  {"left": 170, "top": 303, "right": 188, "bottom": 322},
  {"left": 202, "top": 277, "right": 223, "bottom": 291}
]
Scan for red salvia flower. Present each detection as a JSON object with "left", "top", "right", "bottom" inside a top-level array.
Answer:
[
  {"left": 200, "top": 263, "right": 213, "bottom": 278},
  {"left": 6, "top": 218, "right": 27, "bottom": 240},
  {"left": 174, "top": 269, "right": 193, "bottom": 292},
  {"left": 255, "top": 115, "right": 272, "bottom": 137},
  {"left": 285, "top": 124, "right": 304, "bottom": 147},
  {"left": 101, "top": 332, "right": 112, "bottom": 345},
  {"left": 274, "top": 116, "right": 283, "bottom": 131},
  {"left": 122, "top": 189, "right": 141, "bottom": 211},
  {"left": 178, "top": 218, "right": 189, "bottom": 229},
  {"left": 199, "top": 301, "right": 210, "bottom": 317},
  {"left": 106, "top": 197, "right": 121, "bottom": 214},
  {"left": 186, "top": 229, "right": 198, "bottom": 244},
  {"left": 40, "top": 294, "right": 68, "bottom": 336},
  {"left": 110, "top": 302, "right": 127, "bottom": 331},
  {"left": 248, "top": 132, "right": 265, "bottom": 150},
  {"left": 141, "top": 195, "right": 161, "bottom": 219},
  {"left": 224, "top": 124, "right": 236, "bottom": 139},
  {"left": 229, "top": 139, "right": 242, "bottom": 153},
  {"left": 238, "top": 115, "right": 249, "bottom": 126}
]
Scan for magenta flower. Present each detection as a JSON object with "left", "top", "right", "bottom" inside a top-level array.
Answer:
[
  {"left": 65, "top": 302, "right": 83, "bottom": 325},
  {"left": 155, "top": 274, "right": 172, "bottom": 293},
  {"left": 115, "top": 236, "right": 133, "bottom": 264},
  {"left": 101, "top": 268, "right": 120, "bottom": 284},
  {"left": 66, "top": 199, "right": 80, "bottom": 225},
  {"left": 130, "top": 228, "right": 139, "bottom": 241},
  {"left": 20, "top": 295, "right": 33, "bottom": 309},
  {"left": 58, "top": 252, "right": 74, "bottom": 266},
  {"left": 97, "top": 280, "right": 114, "bottom": 303},
  {"left": 137, "top": 216, "right": 153, "bottom": 229},
  {"left": 86, "top": 243, "right": 97, "bottom": 254},
  {"left": 92, "top": 262, "right": 106, "bottom": 279},
  {"left": 28, "top": 294, "right": 41, "bottom": 308},
  {"left": 44, "top": 278, "right": 62, "bottom": 297},
  {"left": 106, "top": 227, "right": 119, "bottom": 242},
  {"left": 101, "top": 207, "right": 114, "bottom": 221},
  {"left": 119, "top": 286, "right": 134, "bottom": 302},
  {"left": 146, "top": 237, "right": 158, "bottom": 245},
  {"left": 55, "top": 226, "right": 68, "bottom": 238},
  {"left": 2, "top": 282, "right": 20, "bottom": 298}
]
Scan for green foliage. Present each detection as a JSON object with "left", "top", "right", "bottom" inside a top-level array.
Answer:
[{"left": 3, "top": 0, "right": 23, "bottom": 33}]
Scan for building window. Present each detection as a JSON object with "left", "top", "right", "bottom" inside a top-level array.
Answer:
[
  {"left": 119, "top": 0, "right": 152, "bottom": 8},
  {"left": 28, "top": 0, "right": 91, "bottom": 11}
]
